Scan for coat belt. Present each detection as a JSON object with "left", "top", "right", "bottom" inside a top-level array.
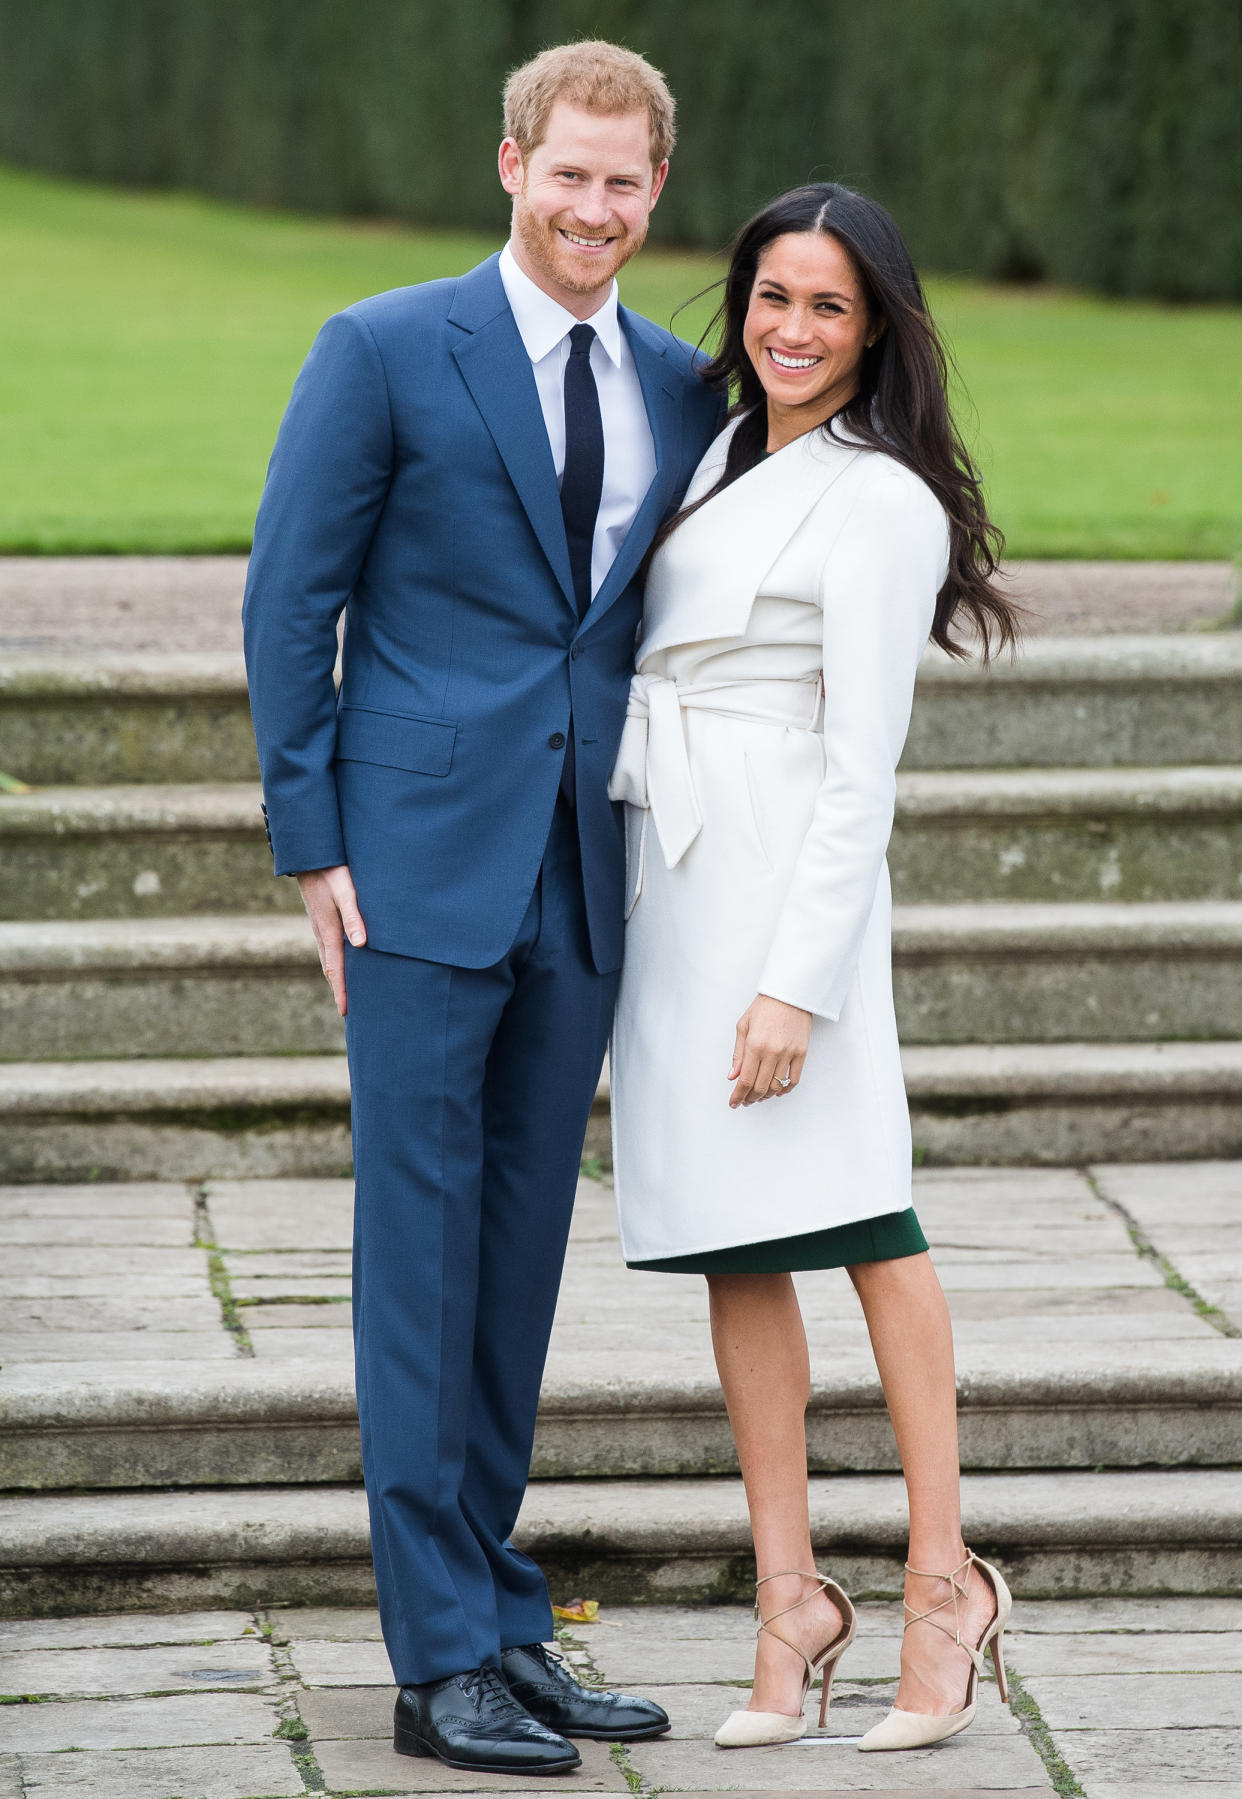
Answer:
[{"left": 607, "top": 673, "right": 821, "bottom": 874}]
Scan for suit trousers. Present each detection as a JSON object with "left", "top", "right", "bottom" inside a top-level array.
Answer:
[{"left": 344, "top": 796, "right": 619, "bottom": 1686}]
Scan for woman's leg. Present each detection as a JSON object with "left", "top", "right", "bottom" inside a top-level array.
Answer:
[
  {"left": 847, "top": 1251, "right": 998, "bottom": 1714},
  {"left": 707, "top": 1271, "right": 845, "bottom": 1715}
]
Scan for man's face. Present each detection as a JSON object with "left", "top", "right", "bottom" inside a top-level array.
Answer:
[{"left": 499, "top": 100, "right": 668, "bottom": 309}]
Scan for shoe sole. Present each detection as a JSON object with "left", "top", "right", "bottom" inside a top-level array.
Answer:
[
  {"left": 556, "top": 1721, "right": 672, "bottom": 1741},
  {"left": 393, "top": 1725, "right": 581, "bottom": 1773}
]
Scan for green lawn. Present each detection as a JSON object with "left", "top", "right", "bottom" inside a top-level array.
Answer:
[{"left": 2, "top": 163, "right": 1239, "bottom": 558}]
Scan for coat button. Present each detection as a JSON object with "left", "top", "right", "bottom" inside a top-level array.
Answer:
[
  {"left": 570, "top": 645, "right": 583, "bottom": 660},
  {"left": 548, "top": 732, "right": 566, "bottom": 750}
]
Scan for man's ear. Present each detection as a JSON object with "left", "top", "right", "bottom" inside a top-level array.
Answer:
[
  {"left": 648, "top": 158, "right": 670, "bottom": 211},
  {"left": 498, "top": 137, "right": 525, "bottom": 198}
]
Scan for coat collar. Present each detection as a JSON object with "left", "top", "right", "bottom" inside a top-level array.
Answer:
[
  {"left": 448, "top": 254, "right": 683, "bottom": 629},
  {"left": 637, "top": 418, "right": 865, "bottom": 664}
]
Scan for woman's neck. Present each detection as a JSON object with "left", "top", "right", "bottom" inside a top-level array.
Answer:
[{"left": 764, "top": 384, "right": 859, "bottom": 453}]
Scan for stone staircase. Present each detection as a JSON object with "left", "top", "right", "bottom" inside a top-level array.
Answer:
[
  {"left": 1, "top": 605, "right": 1241, "bottom": 1617},
  {"left": 3, "top": 633, "right": 1242, "bottom": 1176}
]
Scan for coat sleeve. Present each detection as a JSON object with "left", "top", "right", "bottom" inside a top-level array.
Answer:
[
  {"left": 242, "top": 310, "right": 394, "bottom": 876},
  {"left": 755, "top": 461, "right": 950, "bottom": 1020}
]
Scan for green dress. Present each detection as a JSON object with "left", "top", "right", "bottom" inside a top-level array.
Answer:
[{"left": 626, "top": 445, "right": 928, "bottom": 1277}]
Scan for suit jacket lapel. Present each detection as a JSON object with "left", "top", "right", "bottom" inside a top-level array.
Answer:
[
  {"left": 580, "top": 307, "right": 682, "bottom": 630},
  {"left": 449, "top": 256, "right": 577, "bottom": 612}
]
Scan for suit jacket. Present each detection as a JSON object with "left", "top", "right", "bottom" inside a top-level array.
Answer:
[{"left": 242, "top": 253, "right": 723, "bottom": 973}]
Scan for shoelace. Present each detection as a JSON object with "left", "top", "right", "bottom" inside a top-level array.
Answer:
[{"left": 460, "top": 1664, "right": 528, "bottom": 1719}]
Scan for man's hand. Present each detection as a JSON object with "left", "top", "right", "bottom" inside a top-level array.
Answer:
[
  {"left": 297, "top": 865, "right": 366, "bottom": 1016},
  {"left": 729, "top": 995, "right": 812, "bottom": 1108}
]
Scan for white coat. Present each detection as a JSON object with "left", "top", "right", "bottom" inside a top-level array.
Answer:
[{"left": 608, "top": 417, "right": 950, "bottom": 1264}]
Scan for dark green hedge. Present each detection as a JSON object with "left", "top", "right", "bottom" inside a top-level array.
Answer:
[{"left": 1, "top": 0, "right": 1239, "bottom": 298}]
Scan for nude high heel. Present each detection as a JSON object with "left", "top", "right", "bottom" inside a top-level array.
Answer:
[
  {"left": 857, "top": 1549, "right": 1011, "bottom": 1752},
  {"left": 714, "top": 1570, "right": 857, "bottom": 1748}
]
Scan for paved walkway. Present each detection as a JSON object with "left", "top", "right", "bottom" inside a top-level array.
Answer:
[
  {"left": 0, "top": 558, "right": 1236, "bottom": 654},
  {"left": 0, "top": 1594, "right": 1239, "bottom": 1796},
  {"left": 2, "top": 1162, "right": 1240, "bottom": 1792},
  {"left": 3, "top": 1162, "right": 1237, "bottom": 1379}
]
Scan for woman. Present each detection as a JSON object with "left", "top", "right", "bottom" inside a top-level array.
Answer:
[{"left": 608, "top": 184, "right": 1022, "bottom": 1753}]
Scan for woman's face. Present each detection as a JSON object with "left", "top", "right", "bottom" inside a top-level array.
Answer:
[{"left": 742, "top": 230, "right": 876, "bottom": 427}]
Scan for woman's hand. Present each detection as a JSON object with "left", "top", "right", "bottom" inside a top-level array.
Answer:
[{"left": 729, "top": 995, "right": 812, "bottom": 1107}]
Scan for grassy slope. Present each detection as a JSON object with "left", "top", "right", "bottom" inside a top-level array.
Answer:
[{"left": 1, "top": 164, "right": 1239, "bottom": 557}]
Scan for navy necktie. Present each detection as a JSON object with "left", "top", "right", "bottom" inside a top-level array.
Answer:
[{"left": 560, "top": 323, "right": 604, "bottom": 620}]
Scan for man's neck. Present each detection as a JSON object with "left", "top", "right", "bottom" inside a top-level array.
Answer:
[{"left": 505, "top": 235, "right": 612, "bottom": 322}]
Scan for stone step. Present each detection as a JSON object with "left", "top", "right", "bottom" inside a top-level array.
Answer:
[
  {"left": 4, "top": 903, "right": 1242, "bottom": 1060},
  {"left": 1, "top": 1042, "right": 1239, "bottom": 1180},
  {"left": 5, "top": 1342, "right": 1241, "bottom": 1493},
  {"left": 1, "top": 1468, "right": 1238, "bottom": 1616},
  {"left": 4, "top": 635, "right": 1242, "bottom": 787},
  {"left": 0, "top": 654, "right": 255, "bottom": 786},
  {"left": 3, "top": 766, "right": 1240, "bottom": 920}
]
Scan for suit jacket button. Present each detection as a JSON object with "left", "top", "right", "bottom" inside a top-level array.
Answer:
[
  {"left": 548, "top": 732, "right": 566, "bottom": 750},
  {"left": 570, "top": 645, "right": 582, "bottom": 660}
]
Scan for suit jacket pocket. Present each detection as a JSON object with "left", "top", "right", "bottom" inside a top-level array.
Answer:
[{"left": 335, "top": 705, "right": 457, "bottom": 776}]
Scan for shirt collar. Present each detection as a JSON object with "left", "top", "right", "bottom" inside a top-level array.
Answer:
[{"left": 498, "top": 241, "right": 623, "bottom": 368}]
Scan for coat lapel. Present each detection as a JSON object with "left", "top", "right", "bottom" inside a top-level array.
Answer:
[
  {"left": 449, "top": 256, "right": 576, "bottom": 612},
  {"left": 638, "top": 424, "right": 865, "bottom": 663},
  {"left": 580, "top": 308, "right": 682, "bottom": 630}
]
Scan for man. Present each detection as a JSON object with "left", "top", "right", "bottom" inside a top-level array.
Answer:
[{"left": 243, "top": 40, "right": 722, "bottom": 1778}]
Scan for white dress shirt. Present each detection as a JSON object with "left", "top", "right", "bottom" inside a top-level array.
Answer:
[{"left": 499, "top": 242, "right": 657, "bottom": 602}]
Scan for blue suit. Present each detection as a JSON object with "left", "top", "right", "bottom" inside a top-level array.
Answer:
[{"left": 243, "top": 253, "right": 722, "bottom": 1683}]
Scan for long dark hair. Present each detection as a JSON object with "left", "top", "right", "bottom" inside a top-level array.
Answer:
[{"left": 658, "top": 184, "right": 1020, "bottom": 660}]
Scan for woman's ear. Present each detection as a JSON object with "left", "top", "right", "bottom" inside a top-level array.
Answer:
[{"left": 865, "top": 317, "right": 888, "bottom": 350}]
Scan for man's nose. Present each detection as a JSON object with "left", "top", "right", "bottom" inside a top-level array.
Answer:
[{"left": 571, "top": 183, "right": 614, "bottom": 227}]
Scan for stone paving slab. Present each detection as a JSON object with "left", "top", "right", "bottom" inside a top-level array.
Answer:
[
  {"left": 0, "top": 1212, "right": 193, "bottom": 1246},
  {"left": 0, "top": 1273, "right": 210, "bottom": 1299},
  {"left": 243, "top": 1302, "right": 353, "bottom": 1329},
  {"left": 1060, "top": 1727, "right": 1242, "bottom": 1786},
  {"left": 16, "top": 1741, "right": 304, "bottom": 1796},
  {"left": 269, "top": 1606, "right": 382, "bottom": 1642},
  {"left": 0, "top": 1610, "right": 257, "bottom": 1650},
  {"left": 1008, "top": 1628, "right": 1242, "bottom": 1674},
  {"left": 286, "top": 1637, "right": 393, "bottom": 1686},
  {"left": 0, "top": 1329, "right": 236, "bottom": 1362},
  {"left": 625, "top": 1731, "right": 1050, "bottom": 1791},
  {"left": 3, "top": 1297, "right": 222, "bottom": 1333},
  {"left": 1023, "top": 1668, "right": 1242, "bottom": 1730},
  {"left": 0, "top": 1639, "right": 276, "bottom": 1697},
  {"left": 0, "top": 1182, "right": 193, "bottom": 1218},
  {"left": 205, "top": 1177, "right": 355, "bottom": 1247},
  {"left": 230, "top": 1275, "right": 353, "bottom": 1301},
  {"left": 313, "top": 1734, "right": 628, "bottom": 1792},
  {"left": 248, "top": 1327, "right": 354, "bottom": 1359},
  {"left": 0, "top": 1689, "right": 280, "bottom": 1750}
]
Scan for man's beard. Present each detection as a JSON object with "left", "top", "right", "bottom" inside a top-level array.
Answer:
[{"left": 512, "top": 195, "right": 646, "bottom": 295}]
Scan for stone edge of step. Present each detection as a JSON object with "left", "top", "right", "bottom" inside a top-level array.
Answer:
[
  {"left": 4, "top": 765, "right": 1242, "bottom": 835},
  {"left": 4, "top": 1344, "right": 1242, "bottom": 1434},
  {"left": 3, "top": 1044, "right": 1241, "bottom": 1115},
  {"left": 5, "top": 903, "right": 1242, "bottom": 974},
  {"left": 6, "top": 633, "right": 1242, "bottom": 698},
  {"left": 0, "top": 653, "right": 246, "bottom": 697},
  {"left": 1, "top": 1469, "right": 1239, "bottom": 1566}
]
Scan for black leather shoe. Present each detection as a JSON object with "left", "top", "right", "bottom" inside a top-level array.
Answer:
[
  {"left": 393, "top": 1666, "right": 581, "bottom": 1774},
  {"left": 501, "top": 1640, "right": 671, "bottom": 1741}
]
